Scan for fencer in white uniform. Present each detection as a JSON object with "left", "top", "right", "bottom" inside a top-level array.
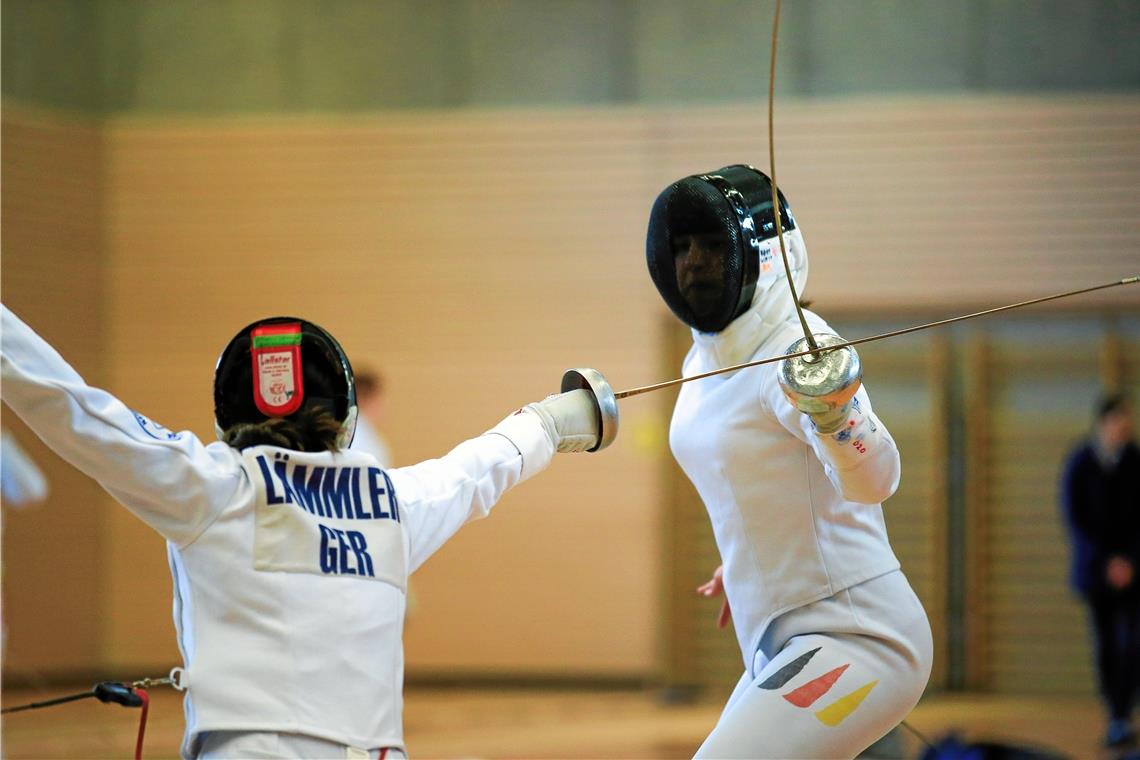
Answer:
[
  {"left": 647, "top": 165, "right": 932, "bottom": 758},
  {"left": 0, "top": 306, "right": 602, "bottom": 759}
]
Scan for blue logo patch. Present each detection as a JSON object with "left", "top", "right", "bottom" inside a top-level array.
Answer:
[{"left": 132, "top": 411, "right": 183, "bottom": 441}]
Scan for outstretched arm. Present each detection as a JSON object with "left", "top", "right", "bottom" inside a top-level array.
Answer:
[
  {"left": 392, "top": 390, "right": 600, "bottom": 572},
  {"left": 1, "top": 305, "right": 244, "bottom": 545}
]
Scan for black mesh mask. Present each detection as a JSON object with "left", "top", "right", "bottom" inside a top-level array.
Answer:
[
  {"left": 213, "top": 316, "right": 357, "bottom": 447},
  {"left": 646, "top": 165, "right": 796, "bottom": 333}
]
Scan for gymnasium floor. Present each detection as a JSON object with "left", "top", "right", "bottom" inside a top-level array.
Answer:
[{"left": 0, "top": 686, "right": 1112, "bottom": 759}]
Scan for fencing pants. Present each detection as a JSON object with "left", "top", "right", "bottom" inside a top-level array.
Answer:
[
  {"left": 196, "top": 731, "right": 408, "bottom": 760},
  {"left": 694, "top": 569, "right": 933, "bottom": 760}
]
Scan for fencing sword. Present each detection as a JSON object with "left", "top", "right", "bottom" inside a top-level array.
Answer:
[
  {"left": 764, "top": 0, "right": 859, "bottom": 419},
  {"left": 565, "top": 278, "right": 1137, "bottom": 448},
  {"left": 612, "top": 276, "right": 1139, "bottom": 401},
  {"left": 567, "top": 0, "right": 830, "bottom": 444},
  {"left": 766, "top": 0, "right": 818, "bottom": 358},
  {"left": 562, "top": 0, "right": 1138, "bottom": 449}
]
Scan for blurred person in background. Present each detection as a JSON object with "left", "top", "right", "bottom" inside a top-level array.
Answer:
[
  {"left": 350, "top": 367, "right": 392, "bottom": 468},
  {"left": 1, "top": 428, "right": 49, "bottom": 507},
  {"left": 1061, "top": 392, "right": 1140, "bottom": 749},
  {"left": 1, "top": 428, "right": 50, "bottom": 653},
  {"left": 350, "top": 366, "right": 420, "bottom": 617}
]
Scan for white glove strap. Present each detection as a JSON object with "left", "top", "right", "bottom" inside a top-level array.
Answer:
[{"left": 812, "top": 396, "right": 886, "bottom": 469}]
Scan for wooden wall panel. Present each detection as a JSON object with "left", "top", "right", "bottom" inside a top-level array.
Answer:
[
  {"left": 3, "top": 94, "right": 1136, "bottom": 679},
  {"left": 973, "top": 324, "right": 1108, "bottom": 694},
  {"left": 1, "top": 107, "right": 109, "bottom": 679},
  {"left": 650, "top": 96, "right": 1139, "bottom": 311}
]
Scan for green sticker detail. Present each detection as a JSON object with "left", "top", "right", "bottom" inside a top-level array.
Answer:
[{"left": 252, "top": 333, "right": 303, "bottom": 348}]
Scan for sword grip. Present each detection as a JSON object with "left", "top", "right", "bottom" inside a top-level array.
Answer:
[
  {"left": 778, "top": 334, "right": 862, "bottom": 415},
  {"left": 560, "top": 368, "right": 620, "bottom": 452}
]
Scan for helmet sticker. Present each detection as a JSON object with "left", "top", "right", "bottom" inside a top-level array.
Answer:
[
  {"left": 759, "top": 243, "right": 775, "bottom": 273},
  {"left": 250, "top": 322, "right": 305, "bottom": 417}
]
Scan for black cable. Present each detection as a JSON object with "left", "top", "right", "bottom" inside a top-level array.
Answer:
[
  {"left": 2, "top": 681, "right": 145, "bottom": 714},
  {"left": 1, "top": 689, "right": 98, "bottom": 714}
]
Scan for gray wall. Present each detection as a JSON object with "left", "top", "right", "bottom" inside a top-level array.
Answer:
[
  {"left": 4, "top": 0, "right": 1139, "bottom": 114},
  {"left": 2, "top": 0, "right": 102, "bottom": 112}
]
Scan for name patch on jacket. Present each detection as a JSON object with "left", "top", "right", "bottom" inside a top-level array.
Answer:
[{"left": 242, "top": 448, "right": 406, "bottom": 590}]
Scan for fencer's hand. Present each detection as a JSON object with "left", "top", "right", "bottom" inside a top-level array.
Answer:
[
  {"left": 778, "top": 337, "right": 862, "bottom": 435},
  {"left": 524, "top": 389, "right": 600, "bottom": 453},
  {"left": 804, "top": 404, "right": 853, "bottom": 435},
  {"left": 1108, "top": 556, "right": 1134, "bottom": 590},
  {"left": 696, "top": 565, "right": 731, "bottom": 630}
]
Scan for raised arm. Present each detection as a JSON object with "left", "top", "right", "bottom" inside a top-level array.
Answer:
[
  {"left": 390, "top": 390, "right": 598, "bottom": 572},
  {"left": 765, "top": 345, "right": 901, "bottom": 506},
  {"left": 1, "top": 305, "right": 244, "bottom": 545}
]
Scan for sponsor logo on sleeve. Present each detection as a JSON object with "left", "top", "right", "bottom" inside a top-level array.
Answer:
[{"left": 132, "top": 411, "right": 184, "bottom": 441}]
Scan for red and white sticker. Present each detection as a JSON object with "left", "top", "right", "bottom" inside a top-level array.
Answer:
[{"left": 250, "top": 323, "right": 305, "bottom": 417}]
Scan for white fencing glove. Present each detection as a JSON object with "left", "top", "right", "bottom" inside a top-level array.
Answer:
[
  {"left": 804, "top": 400, "right": 855, "bottom": 435},
  {"left": 524, "top": 389, "right": 600, "bottom": 453}
]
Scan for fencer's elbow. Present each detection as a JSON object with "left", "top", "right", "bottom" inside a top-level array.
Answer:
[
  {"left": 839, "top": 457, "right": 900, "bottom": 505},
  {"left": 874, "top": 470, "right": 902, "bottom": 505},
  {"left": 842, "top": 483, "right": 891, "bottom": 505}
]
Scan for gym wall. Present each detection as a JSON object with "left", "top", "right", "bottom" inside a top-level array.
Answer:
[{"left": 2, "top": 0, "right": 1138, "bottom": 685}]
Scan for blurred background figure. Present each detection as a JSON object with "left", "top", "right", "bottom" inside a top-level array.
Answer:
[
  {"left": 1061, "top": 393, "right": 1140, "bottom": 748},
  {"left": 1, "top": 429, "right": 49, "bottom": 508},
  {"left": 351, "top": 366, "right": 416, "bottom": 618},
  {"left": 1, "top": 428, "right": 49, "bottom": 654},
  {"left": 351, "top": 368, "right": 393, "bottom": 469}
]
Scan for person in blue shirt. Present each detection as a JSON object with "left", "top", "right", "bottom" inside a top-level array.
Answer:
[{"left": 1061, "top": 392, "right": 1140, "bottom": 748}]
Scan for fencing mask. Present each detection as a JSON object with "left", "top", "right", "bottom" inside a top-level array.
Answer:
[
  {"left": 213, "top": 317, "right": 357, "bottom": 448},
  {"left": 646, "top": 164, "right": 799, "bottom": 334}
]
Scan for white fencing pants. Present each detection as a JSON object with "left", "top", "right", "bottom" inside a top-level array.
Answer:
[
  {"left": 694, "top": 570, "right": 933, "bottom": 760},
  {"left": 196, "top": 731, "right": 408, "bottom": 760}
]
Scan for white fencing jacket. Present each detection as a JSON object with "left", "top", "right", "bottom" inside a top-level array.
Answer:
[
  {"left": 0, "top": 305, "right": 554, "bottom": 757},
  {"left": 670, "top": 275, "right": 902, "bottom": 671}
]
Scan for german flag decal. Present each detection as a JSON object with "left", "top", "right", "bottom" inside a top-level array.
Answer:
[
  {"left": 765, "top": 650, "right": 879, "bottom": 729},
  {"left": 815, "top": 680, "right": 879, "bottom": 727},
  {"left": 757, "top": 647, "right": 821, "bottom": 690},
  {"left": 782, "top": 664, "right": 849, "bottom": 708}
]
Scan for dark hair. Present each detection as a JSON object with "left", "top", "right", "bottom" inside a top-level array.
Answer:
[
  {"left": 1096, "top": 392, "right": 1132, "bottom": 421},
  {"left": 222, "top": 406, "right": 344, "bottom": 453}
]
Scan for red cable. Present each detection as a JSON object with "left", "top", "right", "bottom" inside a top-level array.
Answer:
[{"left": 133, "top": 688, "right": 149, "bottom": 760}]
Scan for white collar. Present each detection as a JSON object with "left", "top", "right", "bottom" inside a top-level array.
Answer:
[{"left": 690, "top": 280, "right": 800, "bottom": 371}]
